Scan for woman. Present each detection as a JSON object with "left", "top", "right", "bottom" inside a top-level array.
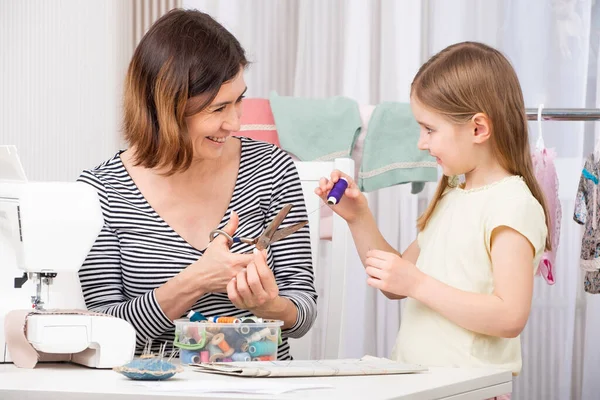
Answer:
[{"left": 77, "top": 9, "right": 316, "bottom": 360}]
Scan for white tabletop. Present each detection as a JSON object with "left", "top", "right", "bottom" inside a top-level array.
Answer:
[{"left": 0, "top": 362, "right": 512, "bottom": 400}]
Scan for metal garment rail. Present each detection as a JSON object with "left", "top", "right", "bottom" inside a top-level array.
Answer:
[{"left": 525, "top": 108, "right": 600, "bottom": 121}]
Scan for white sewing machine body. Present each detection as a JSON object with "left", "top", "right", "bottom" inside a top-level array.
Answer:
[
  {"left": 0, "top": 145, "right": 136, "bottom": 368},
  {"left": 26, "top": 314, "right": 136, "bottom": 368}
]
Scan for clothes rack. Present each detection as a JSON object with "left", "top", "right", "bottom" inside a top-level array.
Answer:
[{"left": 525, "top": 108, "right": 600, "bottom": 121}]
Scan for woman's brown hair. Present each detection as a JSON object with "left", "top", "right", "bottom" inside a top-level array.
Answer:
[
  {"left": 123, "top": 8, "right": 248, "bottom": 174},
  {"left": 413, "top": 42, "right": 551, "bottom": 250}
]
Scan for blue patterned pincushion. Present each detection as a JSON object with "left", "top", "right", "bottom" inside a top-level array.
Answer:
[{"left": 113, "top": 354, "right": 183, "bottom": 381}]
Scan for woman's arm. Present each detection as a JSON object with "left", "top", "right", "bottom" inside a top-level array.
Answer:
[
  {"left": 78, "top": 170, "right": 175, "bottom": 344},
  {"left": 79, "top": 171, "right": 253, "bottom": 346},
  {"left": 411, "top": 226, "right": 534, "bottom": 338}
]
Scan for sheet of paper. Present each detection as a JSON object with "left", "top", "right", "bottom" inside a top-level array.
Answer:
[
  {"left": 191, "top": 356, "right": 428, "bottom": 377},
  {"left": 135, "top": 380, "right": 333, "bottom": 395}
]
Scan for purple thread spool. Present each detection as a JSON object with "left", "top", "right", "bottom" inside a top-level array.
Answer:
[{"left": 327, "top": 177, "right": 348, "bottom": 205}]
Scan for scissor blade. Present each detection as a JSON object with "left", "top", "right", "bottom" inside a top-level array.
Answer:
[
  {"left": 268, "top": 221, "right": 308, "bottom": 244},
  {"left": 256, "top": 204, "right": 293, "bottom": 250}
]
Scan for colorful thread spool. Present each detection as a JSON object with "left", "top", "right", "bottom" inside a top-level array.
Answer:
[
  {"left": 180, "top": 349, "right": 201, "bottom": 364},
  {"left": 200, "top": 350, "right": 209, "bottom": 363},
  {"left": 246, "top": 327, "right": 271, "bottom": 343},
  {"left": 206, "top": 325, "right": 220, "bottom": 334},
  {"left": 222, "top": 357, "right": 233, "bottom": 362},
  {"left": 207, "top": 343, "right": 225, "bottom": 362},
  {"left": 211, "top": 333, "right": 235, "bottom": 357},
  {"left": 327, "top": 177, "right": 348, "bottom": 205},
  {"left": 187, "top": 310, "right": 207, "bottom": 322},
  {"left": 207, "top": 344, "right": 221, "bottom": 357},
  {"left": 241, "top": 316, "right": 262, "bottom": 323},
  {"left": 223, "top": 330, "right": 248, "bottom": 352},
  {"left": 183, "top": 325, "right": 202, "bottom": 343},
  {"left": 266, "top": 334, "right": 278, "bottom": 342},
  {"left": 216, "top": 316, "right": 240, "bottom": 324},
  {"left": 223, "top": 328, "right": 242, "bottom": 343},
  {"left": 238, "top": 325, "right": 251, "bottom": 335},
  {"left": 231, "top": 352, "right": 251, "bottom": 362},
  {"left": 248, "top": 341, "right": 277, "bottom": 357},
  {"left": 205, "top": 330, "right": 215, "bottom": 342}
]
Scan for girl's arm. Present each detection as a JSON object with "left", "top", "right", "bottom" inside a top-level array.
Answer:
[
  {"left": 348, "top": 213, "right": 420, "bottom": 300},
  {"left": 314, "top": 170, "right": 421, "bottom": 300},
  {"left": 411, "top": 226, "right": 534, "bottom": 338},
  {"left": 347, "top": 211, "right": 401, "bottom": 262}
]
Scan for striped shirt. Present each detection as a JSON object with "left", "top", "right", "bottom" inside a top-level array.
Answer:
[{"left": 77, "top": 137, "right": 317, "bottom": 359}]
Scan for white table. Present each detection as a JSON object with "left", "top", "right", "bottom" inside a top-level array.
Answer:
[{"left": 0, "top": 363, "right": 512, "bottom": 400}]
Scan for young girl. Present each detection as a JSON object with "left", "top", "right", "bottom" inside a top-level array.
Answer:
[{"left": 315, "top": 42, "right": 549, "bottom": 400}]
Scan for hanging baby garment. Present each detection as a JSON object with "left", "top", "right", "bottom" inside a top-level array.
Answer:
[
  {"left": 573, "top": 153, "right": 600, "bottom": 294},
  {"left": 532, "top": 148, "right": 561, "bottom": 285}
]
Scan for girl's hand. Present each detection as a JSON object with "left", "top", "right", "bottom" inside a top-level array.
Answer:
[
  {"left": 314, "top": 170, "right": 368, "bottom": 223},
  {"left": 365, "top": 249, "right": 425, "bottom": 297},
  {"left": 227, "top": 248, "right": 280, "bottom": 310}
]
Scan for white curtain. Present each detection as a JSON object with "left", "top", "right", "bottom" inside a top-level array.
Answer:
[
  {"left": 183, "top": 1, "right": 600, "bottom": 399},
  {"left": 0, "top": 0, "right": 180, "bottom": 182}
]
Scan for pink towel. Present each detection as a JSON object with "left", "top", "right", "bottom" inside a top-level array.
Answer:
[
  {"left": 532, "top": 148, "right": 561, "bottom": 285},
  {"left": 239, "top": 98, "right": 281, "bottom": 147}
]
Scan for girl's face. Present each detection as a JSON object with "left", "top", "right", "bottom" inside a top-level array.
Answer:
[
  {"left": 411, "top": 97, "right": 479, "bottom": 177},
  {"left": 185, "top": 68, "right": 246, "bottom": 161}
]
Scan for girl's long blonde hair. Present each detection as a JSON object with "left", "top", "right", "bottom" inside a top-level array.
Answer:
[{"left": 413, "top": 42, "right": 551, "bottom": 251}]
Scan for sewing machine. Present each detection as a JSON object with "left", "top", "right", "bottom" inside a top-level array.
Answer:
[{"left": 0, "top": 145, "right": 136, "bottom": 368}]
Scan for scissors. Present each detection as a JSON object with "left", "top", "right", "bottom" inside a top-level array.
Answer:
[{"left": 208, "top": 204, "right": 308, "bottom": 251}]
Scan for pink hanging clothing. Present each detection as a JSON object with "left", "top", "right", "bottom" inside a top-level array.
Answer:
[
  {"left": 486, "top": 395, "right": 512, "bottom": 400},
  {"left": 531, "top": 147, "right": 561, "bottom": 285}
]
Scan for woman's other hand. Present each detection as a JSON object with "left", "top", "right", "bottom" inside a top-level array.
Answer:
[{"left": 226, "top": 248, "right": 279, "bottom": 310}]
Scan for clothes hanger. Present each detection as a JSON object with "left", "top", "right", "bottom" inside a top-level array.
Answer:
[
  {"left": 536, "top": 103, "right": 546, "bottom": 151},
  {"left": 594, "top": 122, "right": 600, "bottom": 162}
]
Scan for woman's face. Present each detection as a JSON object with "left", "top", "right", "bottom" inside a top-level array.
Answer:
[{"left": 185, "top": 68, "right": 246, "bottom": 161}]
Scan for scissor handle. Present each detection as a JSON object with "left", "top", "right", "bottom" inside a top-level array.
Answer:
[
  {"left": 209, "top": 230, "right": 256, "bottom": 247},
  {"left": 209, "top": 229, "right": 234, "bottom": 246}
]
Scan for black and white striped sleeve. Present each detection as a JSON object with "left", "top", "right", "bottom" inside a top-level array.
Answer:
[
  {"left": 267, "top": 148, "right": 317, "bottom": 339},
  {"left": 77, "top": 170, "right": 173, "bottom": 343}
]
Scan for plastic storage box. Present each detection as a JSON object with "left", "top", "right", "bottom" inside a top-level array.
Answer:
[{"left": 174, "top": 316, "right": 283, "bottom": 364}]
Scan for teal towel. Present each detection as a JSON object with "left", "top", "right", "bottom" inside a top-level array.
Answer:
[
  {"left": 269, "top": 91, "right": 362, "bottom": 161},
  {"left": 359, "top": 102, "right": 438, "bottom": 193}
]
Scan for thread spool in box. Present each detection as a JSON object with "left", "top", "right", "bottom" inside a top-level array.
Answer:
[{"left": 173, "top": 317, "right": 282, "bottom": 365}]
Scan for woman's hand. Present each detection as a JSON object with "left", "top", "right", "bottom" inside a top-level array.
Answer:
[
  {"left": 226, "top": 248, "right": 279, "bottom": 310},
  {"left": 365, "top": 249, "right": 426, "bottom": 298},
  {"left": 314, "top": 170, "right": 368, "bottom": 223},
  {"left": 184, "top": 211, "right": 253, "bottom": 293}
]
